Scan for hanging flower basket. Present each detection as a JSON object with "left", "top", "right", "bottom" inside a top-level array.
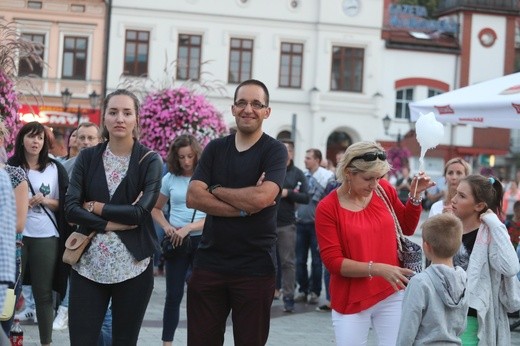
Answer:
[
  {"left": 387, "top": 146, "right": 411, "bottom": 177},
  {"left": 139, "top": 87, "right": 228, "bottom": 158},
  {"left": 0, "top": 70, "right": 22, "bottom": 155}
]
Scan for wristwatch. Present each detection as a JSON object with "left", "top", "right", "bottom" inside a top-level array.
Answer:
[
  {"left": 208, "top": 184, "right": 222, "bottom": 194},
  {"left": 87, "top": 201, "right": 95, "bottom": 213}
]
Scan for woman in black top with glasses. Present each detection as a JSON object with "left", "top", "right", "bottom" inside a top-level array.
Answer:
[{"left": 315, "top": 141, "right": 434, "bottom": 346}]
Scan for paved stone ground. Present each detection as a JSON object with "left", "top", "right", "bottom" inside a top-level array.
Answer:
[{"left": 18, "top": 211, "right": 520, "bottom": 345}]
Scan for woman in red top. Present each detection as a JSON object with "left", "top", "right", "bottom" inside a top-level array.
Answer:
[{"left": 315, "top": 141, "right": 434, "bottom": 345}]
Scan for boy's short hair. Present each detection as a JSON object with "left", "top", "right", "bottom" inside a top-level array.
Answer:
[
  {"left": 513, "top": 200, "right": 520, "bottom": 212},
  {"left": 422, "top": 213, "right": 463, "bottom": 259}
]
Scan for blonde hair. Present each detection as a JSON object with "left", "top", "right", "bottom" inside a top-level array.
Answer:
[
  {"left": 336, "top": 141, "right": 391, "bottom": 183},
  {"left": 422, "top": 213, "right": 463, "bottom": 259},
  {"left": 444, "top": 157, "right": 471, "bottom": 176}
]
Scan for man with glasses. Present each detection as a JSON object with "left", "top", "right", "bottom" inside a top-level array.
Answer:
[
  {"left": 186, "top": 79, "right": 287, "bottom": 345},
  {"left": 62, "top": 122, "right": 101, "bottom": 176}
]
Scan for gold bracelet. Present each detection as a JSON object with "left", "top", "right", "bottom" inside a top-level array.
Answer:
[{"left": 368, "top": 261, "right": 373, "bottom": 280}]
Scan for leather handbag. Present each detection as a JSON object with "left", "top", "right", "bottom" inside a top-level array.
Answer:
[
  {"left": 161, "top": 209, "right": 197, "bottom": 259},
  {"left": 62, "top": 231, "right": 96, "bottom": 265},
  {"left": 161, "top": 235, "right": 192, "bottom": 259}
]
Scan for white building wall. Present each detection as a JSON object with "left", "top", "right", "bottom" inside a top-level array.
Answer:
[
  {"left": 106, "top": 0, "right": 509, "bottom": 167},
  {"left": 107, "top": 0, "right": 392, "bottom": 164},
  {"left": 469, "top": 14, "right": 507, "bottom": 84}
]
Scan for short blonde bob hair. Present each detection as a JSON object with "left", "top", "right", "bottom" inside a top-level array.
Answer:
[{"left": 336, "top": 141, "right": 391, "bottom": 183}]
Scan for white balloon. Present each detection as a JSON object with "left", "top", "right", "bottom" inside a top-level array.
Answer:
[{"left": 415, "top": 112, "right": 445, "bottom": 171}]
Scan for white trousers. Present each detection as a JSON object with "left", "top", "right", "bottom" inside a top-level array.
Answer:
[{"left": 332, "top": 290, "right": 404, "bottom": 346}]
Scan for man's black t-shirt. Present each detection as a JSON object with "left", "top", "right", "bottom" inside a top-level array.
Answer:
[{"left": 191, "top": 133, "right": 287, "bottom": 276}]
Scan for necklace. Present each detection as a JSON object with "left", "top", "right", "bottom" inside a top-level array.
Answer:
[
  {"left": 340, "top": 186, "right": 368, "bottom": 210},
  {"left": 349, "top": 196, "right": 368, "bottom": 209}
]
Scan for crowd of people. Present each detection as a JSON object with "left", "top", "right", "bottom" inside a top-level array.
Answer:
[{"left": 0, "top": 79, "right": 520, "bottom": 346}]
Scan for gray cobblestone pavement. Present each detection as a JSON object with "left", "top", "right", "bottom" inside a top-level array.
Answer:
[{"left": 18, "top": 211, "right": 520, "bottom": 345}]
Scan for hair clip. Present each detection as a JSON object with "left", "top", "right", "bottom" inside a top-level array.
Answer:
[{"left": 488, "top": 177, "right": 495, "bottom": 184}]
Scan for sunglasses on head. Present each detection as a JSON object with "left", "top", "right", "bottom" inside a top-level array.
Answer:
[{"left": 351, "top": 151, "right": 387, "bottom": 162}]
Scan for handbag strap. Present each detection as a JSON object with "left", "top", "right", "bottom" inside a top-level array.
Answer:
[
  {"left": 375, "top": 185, "right": 404, "bottom": 252},
  {"left": 139, "top": 151, "right": 154, "bottom": 165},
  {"left": 27, "top": 180, "right": 59, "bottom": 232},
  {"left": 190, "top": 209, "right": 197, "bottom": 223}
]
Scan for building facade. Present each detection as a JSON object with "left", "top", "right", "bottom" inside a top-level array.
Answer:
[
  {"left": 105, "top": 0, "right": 518, "bottom": 176},
  {"left": 1, "top": 0, "right": 106, "bottom": 150},
  {"left": 4, "top": 0, "right": 519, "bottom": 177}
]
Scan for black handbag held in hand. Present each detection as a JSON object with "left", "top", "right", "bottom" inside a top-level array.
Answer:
[{"left": 161, "top": 209, "right": 196, "bottom": 259}]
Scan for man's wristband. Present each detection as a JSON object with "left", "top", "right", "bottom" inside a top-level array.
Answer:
[{"left": 208, "top": 184, "right": 222, "bottom": 194}]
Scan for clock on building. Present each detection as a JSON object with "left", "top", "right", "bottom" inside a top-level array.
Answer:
[{"left": 342, "top": 0, "right": 360, "bottom": 17}]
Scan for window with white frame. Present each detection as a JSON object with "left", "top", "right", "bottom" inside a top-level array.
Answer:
[
  {"left": 123, "top": 30, "right": 149, "bottom": 77},
  {"left": 62, "top": 36, "right": 87, "bottom": 80},
  {"left": 228, "top": 38, "right": 253, "bottom": 84},
  {"left": 330, "top": 46, "right": 364, "bottom": 92},
  {"left": 395, "top": 88, "right": 414, "bottom": 120},
  {"left": 18, "top": 33, "right": 45, "bottom": 77},
  {"left": 177, "top": 34, "right": 202, "bottom": 81},
  {"left": 279, "top": 42, "right": 303, "bottom": 88},
  {"left": 428, "top": 88, "right": 443, "bottom": 98}
]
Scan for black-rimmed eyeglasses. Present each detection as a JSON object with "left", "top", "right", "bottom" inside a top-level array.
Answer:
[
  {"left": 351, "top": 151, "right": 387, "bottom": 162},
  {"left": 233, "top": 100, "right": 268, "bottom": 110}
]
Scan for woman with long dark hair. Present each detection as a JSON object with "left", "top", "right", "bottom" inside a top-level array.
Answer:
[
  {"left": 65, "top": 89, "right": 162, "bottom": 345},
  {"left": 152, "top": 134, "right": 206, "bottom": 345},
  {"left": 7, "top": 121, "right": 70, "bottom": 346}
]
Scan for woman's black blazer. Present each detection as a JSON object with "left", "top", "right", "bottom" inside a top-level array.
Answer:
[{"left": 65, "top": 140, "right": 163, "bottom": 261}]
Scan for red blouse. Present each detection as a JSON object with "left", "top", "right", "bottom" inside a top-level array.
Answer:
[{"left": 315, "top": 179, "right": 422, "bottom": 314}]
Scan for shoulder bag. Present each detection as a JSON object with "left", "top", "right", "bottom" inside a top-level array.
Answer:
[
  {"left": 375, "top": 185, "right": 423, "bottom": 275},
  {"left": 62, "top": 231, "right": 96, "bottom": 265},
  {"left": 161, "top": 209, "right": 197, "bottom": 259},
  {"left": 0, "top": 271, "right": 21, "bottom": 321}
]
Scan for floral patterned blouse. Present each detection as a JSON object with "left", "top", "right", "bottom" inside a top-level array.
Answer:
[
  {"left": 74, "top": 147, "right": 150, "bottom": 284},
  {"left": 5, "top": 165, "right": 26, "bottom": 189},
  {"left": 4, "top": 165, "right": 26, "bottom": 259}
]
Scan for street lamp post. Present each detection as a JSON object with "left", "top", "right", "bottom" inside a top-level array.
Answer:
[
  {"left": 61, "top": 89, "right": 100, "bottom": 127},
  {"left": 382, "top": 114, "right": 402, "bottom": 144},
  {"left": 89, "top": 90, "right": 100, "bottom": 110},
  {"left": 61, "top": 88, "right": 72, "bottom": 112}
]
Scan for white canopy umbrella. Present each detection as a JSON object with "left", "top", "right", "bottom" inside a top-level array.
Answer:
[{"left": 409, "top": 72, "right": 520, "bottom": 129}]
